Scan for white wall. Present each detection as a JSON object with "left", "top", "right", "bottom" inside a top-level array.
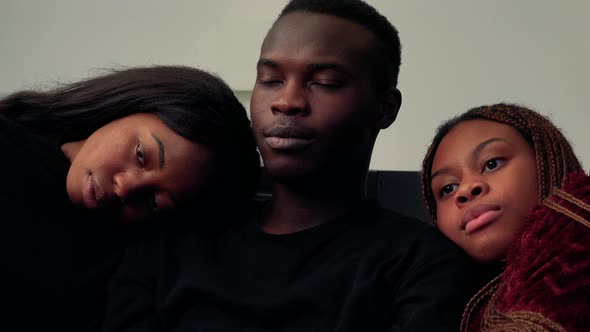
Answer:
[{"left": 1, "top": 0, "right": 588, "bottom": 171}]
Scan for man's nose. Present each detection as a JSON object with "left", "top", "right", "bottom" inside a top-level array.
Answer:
[{"left": 270, "top": 81, "right": 310, "bottom": 116}]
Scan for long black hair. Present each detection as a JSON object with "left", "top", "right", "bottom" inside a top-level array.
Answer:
[{"left": 1, "top": 65, "right": 260, "bottom": 211}]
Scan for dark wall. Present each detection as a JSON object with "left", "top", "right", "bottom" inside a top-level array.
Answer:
[{"left": 255, "top": 168, "right": 431, "bottom": 224}]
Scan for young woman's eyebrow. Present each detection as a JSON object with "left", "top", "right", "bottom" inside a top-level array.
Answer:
[
  {"left": 431, "top": 167, "right": 449, "bottom": 181},
  {"left": 151, "top": 132, "right": 165, "bottom": 169},
  {"left": 471, "top": 137, "right": 507, "bottom": 158},
  {"left": 431, "top": 138, "right": 508, "bottom": 180}
]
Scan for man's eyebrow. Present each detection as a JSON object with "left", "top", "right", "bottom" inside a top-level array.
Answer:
[
  {"left": 257, "top": 58, "right": 279, "bottom": 68},
  {"left": 308, "top": 62, "right": 349, "bottom": 73},
  {"left": 430, "top": 137, "right": 507, "bottom": 180},
  {"left": 257, "top": 59, "right": 349, "bottom": 74},
  {"left": 151, "top": 132, "right": 165, "bottom": 169}
]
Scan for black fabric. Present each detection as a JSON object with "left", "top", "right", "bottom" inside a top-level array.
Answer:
[
  {"left": 255, "top": 168, "right": 430, "bottom": 224},
  {"left": 104, "top": 199, "right": 482, "bottom": 332},
  {"left": 0, "top": 114, "right": 129, "bottom": 332}
]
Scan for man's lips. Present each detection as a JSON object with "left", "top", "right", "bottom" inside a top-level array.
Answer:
[
  {"left": 263, "top": 126, "right": 315, "bottom": 151},
  {"left": 264, "top": 125, "right": 314, "bottom": 138},
  {"left": 462, "top": 204, "right": 502, "bottom": 233}
]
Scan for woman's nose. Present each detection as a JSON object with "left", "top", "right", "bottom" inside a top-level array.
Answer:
[{"left": 113, "top": 171, "right": 150, "bottom": 201}]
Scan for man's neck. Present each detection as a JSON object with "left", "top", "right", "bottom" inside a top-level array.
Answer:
[{"left": 260, "top": 179, "right": 367, "bottom": 235}]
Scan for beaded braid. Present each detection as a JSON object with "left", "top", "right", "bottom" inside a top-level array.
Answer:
[
  {"left": 459, "top": 274, "right": 503, "bottom": 331},
  {"left": 421, "top": 103, "right": 583, "bottom": 223}
]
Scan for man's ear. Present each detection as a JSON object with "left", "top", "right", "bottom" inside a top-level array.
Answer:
[{"left": 377, "top": 88, "right": 402, "bottom": 129}]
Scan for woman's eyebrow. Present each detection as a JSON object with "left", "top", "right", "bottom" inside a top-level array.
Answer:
[{"left": 151, "top": 132, "right": 165, "bottom": 169}]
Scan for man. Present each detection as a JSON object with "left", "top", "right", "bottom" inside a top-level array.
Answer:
[{"left": 103, "top": 1, "right": 481, "bottom": 331}]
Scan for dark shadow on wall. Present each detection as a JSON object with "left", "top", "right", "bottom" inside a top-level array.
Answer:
[{"left": 255, "top": 168, "right": 431, "bottom": 224}]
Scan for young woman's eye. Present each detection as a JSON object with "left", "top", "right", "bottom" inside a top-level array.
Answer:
[
  {"left": 439, "top": 184, "right": 459, "bottom": 197},
  {"left": 483, "top": 158, "right": 505, "bottom": 173},
  {"left": 136, "top": 144, "right": 145, "bottom": 166}
]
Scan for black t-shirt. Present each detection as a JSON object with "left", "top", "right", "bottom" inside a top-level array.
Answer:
[
  {"left": 0, "top": 115, "right": 128, "bottom": 332},
  {"left": 104, "top": 199, "right": 482, "bottom": 332}
]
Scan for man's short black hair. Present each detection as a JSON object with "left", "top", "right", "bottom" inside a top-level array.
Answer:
[{"left": 278, "top": 0, "right": 402, "bottom": 92}]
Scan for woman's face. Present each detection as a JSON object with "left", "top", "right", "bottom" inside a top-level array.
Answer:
[
  {"left": 430, "top": 119, "right": 538, "bottom": 262},
  {"left": 63, "top": 113, "right": 216, "bottom": 222}
]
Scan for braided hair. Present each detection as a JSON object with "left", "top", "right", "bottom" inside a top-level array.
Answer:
[{"left": 421, "top": 103, "right": 582, "bottom": 223}]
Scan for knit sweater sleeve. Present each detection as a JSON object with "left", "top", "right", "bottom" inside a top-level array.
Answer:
[{"left": 480, "top": 171, "right": 590, "bottom": 332}]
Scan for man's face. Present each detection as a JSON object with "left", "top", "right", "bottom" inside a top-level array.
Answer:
[{"left": 250, "top": 12, "right": 388, "bottom": 181}]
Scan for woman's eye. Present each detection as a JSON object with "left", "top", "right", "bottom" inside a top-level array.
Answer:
[
  {"left": 151, "top": 196, "right": 159, "bottom": 213},
  {"left": 483, "top": 158, "right": 505, "bottom": 173},
  {"left": 136, "top": 144, "right": 145, "bottom": 166},
  {"left": 439, "top": 184, "right": 459, "bottom": 197}
]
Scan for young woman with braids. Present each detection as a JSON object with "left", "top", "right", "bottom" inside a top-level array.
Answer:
[
  {"left": 1, "top": 65, "right": 260, "bottom": 331},
  {"left": 421, "top": 103, "right": 589, "bottom": 331}
]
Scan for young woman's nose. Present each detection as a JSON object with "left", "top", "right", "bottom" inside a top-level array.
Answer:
[
  {"left": 455, "top": 180, "right": 489, "bottom": 205},
  {"left": 270, "top": 81, "right": 309, "bottom": 116}
]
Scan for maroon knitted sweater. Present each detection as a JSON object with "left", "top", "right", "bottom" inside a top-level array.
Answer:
[{"left": 462, "top": 171, "right": 590, "bottom": 332}]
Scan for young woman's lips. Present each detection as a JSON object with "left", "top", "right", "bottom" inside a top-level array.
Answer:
[
  {"left": 82, "top": 173, "right": 98, "bottom": 208},
  {"left": 462, "top": 204, "right": 503, "bottom": 234}
]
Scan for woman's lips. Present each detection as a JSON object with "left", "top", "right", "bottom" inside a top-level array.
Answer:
[
  {"left": 462, "top": 204, "right": 503, "bottom": 234},
  {"left": 82, "top": 173, "right": 98, "bottom": 208}
]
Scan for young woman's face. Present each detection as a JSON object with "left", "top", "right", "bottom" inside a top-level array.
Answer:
[
  {"left": 63, "top": 113, "right": 215, "bottom": 222},
  {"left": 430, "top": 119, "right": 538, "bottom": 262}
]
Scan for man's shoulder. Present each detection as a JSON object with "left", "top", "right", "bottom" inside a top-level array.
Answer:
[
  {"left": 372, "top": 205, "right": 440, "bottom": 235},
  {"left": 366, "top": 205, "right": 468, "bottom": 256},
  {"left": 377, "top": 206, "right": 433, "bottom": 229}
]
